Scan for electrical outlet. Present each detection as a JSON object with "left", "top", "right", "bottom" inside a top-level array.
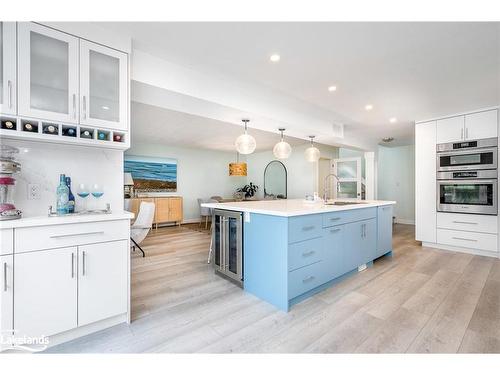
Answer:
[{"left": 28, "top": 183, "right": 41, "bottom": 200}]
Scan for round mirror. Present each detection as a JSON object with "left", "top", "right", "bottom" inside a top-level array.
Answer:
[{"left": 264, "top": 161, "right": 287, "bottom": 199}]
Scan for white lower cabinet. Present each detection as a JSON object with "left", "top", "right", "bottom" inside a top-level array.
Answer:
[
  {"left": 14, "top": 247, "right": 78, "bottom": 337},
  {"left": 14, "top": 239, "right": 128, "bottom": 339},
  {"left": 0, "top": 254, "right": 14, "bottom": 351},
  {"left": 78, "top": 240, "right": 128, "bottom": 326}
]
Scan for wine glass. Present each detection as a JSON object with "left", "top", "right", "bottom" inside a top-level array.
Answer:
[
  {"left": 77, "top": 184, "right": 90, "bottom": 213},
  {"left": 91, "top": 184, "right": 104, "bottom": 211}
]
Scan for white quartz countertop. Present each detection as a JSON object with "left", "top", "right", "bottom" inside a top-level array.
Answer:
[
  {"left": 201, "top": 199, "right": 396, "bottom": 217},
  {"left": 0, "top": 211, "right": 135, "bottom": 229}
]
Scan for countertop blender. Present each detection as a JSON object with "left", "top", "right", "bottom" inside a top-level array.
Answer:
[{"left": 0, "top": 145, "right": 22, "bottom": 220}]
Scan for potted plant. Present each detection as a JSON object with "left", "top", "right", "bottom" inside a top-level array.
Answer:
[{"left": 237, "top": 182, "right": 259, "bottom": 198}]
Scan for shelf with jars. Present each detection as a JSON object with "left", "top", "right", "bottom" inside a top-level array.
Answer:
[{"left": 0, "top": 115, "right": 129, "bottom": 150}]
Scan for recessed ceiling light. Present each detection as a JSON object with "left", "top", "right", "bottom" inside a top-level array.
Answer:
[
  {"left": 269, "top": 54, "right": 281, "bottom": 62},
  {"left": 389, "top": 117, "right": 397, "bottom": 123},
  {"left": 382, "top": 137, "right": 395, "bottom": 143},
  {"left": 101, "top": 106, "right": 110, "bottom": 110},
  {"left": 365, "top": 104, "right": 373, "bottom": 111},
  {"left": 328, "top": 85, "right": 337, "bottom": 92}
]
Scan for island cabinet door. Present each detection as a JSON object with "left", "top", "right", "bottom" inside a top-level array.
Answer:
[
  {"left": 14, "top": 247, "right": 78, "bottom": 338},
  {"left": 322, "top": 225, "right": 346, "bottom": 280},
  {"left": 376, "top": 205, "right": 393, "bottom": 258},
  {"left": 344, "top": 218, "right": 377, "bottom": 270},
  {"left": 78, "top": 240, "right": 128, "bottom": 327}
]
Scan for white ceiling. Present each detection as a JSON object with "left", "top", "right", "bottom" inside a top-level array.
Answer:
[
  {"left": 131, "top": 101, "right": 308, "bottom": 152},
  {"left": 103, "top": 22, "right": 500, "bottom": 147}
]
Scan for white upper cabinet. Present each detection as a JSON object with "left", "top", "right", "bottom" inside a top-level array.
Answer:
[
  {"left": 80, "top": 40, "right": 128, "bottom": 131},
  {"left": 18, "top": 23, "right": 79, "bottom": 123},
  {"left": 0, "top": 22, "right": 17, "bottom": 116},
  {"left": 436, "top": 116, "right": 465, "bottom": 144},
  {"left": 465, "top": 109, "right": 498, "bottom": 140}
]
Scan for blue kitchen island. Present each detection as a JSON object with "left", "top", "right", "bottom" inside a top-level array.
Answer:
[{"left": 203, "top": 199, "right": 395, "bottom": 311}]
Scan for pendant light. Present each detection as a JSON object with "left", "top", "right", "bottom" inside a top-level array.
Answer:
[
  {"left": 229, "top": 152, "right": 247, "bottom": 176},
  {"left": 273, "top": 128, "right": 292, "bottom": 159},
  {"left": 235, "top": 119, "right": 256, "bottom": 155},
  {"left": 304, "top": 135, "right": 320, "bottom": 162}
]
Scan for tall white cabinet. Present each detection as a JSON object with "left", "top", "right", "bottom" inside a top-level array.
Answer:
[
  {"left": 415, "top": 120, "right": 437, "bottom": 243},
  {"left": 415, "top": 108, "right": 500, "bottom": 258},
  {"left": 0, "top": 22, "right": 17, "bottom": 116}
]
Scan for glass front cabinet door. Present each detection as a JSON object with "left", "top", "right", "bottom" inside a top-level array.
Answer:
[
  {"left": 80, "top": 40, "right": 128, "bottom": 131},
  {"left": 0, "top": 22, "right": 17, "bottom": 116},
  {"left": 18, "top": 22, "right": 79, "bottom": 124}
]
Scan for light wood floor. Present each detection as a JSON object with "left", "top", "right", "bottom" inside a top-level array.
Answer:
[{"left": 47, "top": 224, "right": 500, "bottom": 353}]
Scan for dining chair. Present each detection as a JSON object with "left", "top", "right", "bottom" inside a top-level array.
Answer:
[{"left": 130, "top": 201, "right": 155, "bottom": 257}]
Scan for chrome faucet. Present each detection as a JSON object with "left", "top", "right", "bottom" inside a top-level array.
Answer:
[{"left": 323, "top": 173, "right": 340, "bottom": 202}]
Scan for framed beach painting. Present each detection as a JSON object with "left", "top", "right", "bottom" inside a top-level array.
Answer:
[{"left": 124, "top": 155, "right": 177, "bottom": 192}]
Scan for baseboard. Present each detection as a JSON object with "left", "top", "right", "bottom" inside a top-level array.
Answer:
[
  {"left": 395, "top": 218, "right": 415, "bottom": 225},
  {"left": 422, "top": 241, "right": 500, "bottom": 259}
]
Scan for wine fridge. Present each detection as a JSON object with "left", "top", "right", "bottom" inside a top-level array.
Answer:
[{"left": 212, "top": 209, "right": 243, "bottom": 286}]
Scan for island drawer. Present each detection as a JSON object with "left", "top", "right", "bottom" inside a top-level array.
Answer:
[
  {"left": 0, "top": 229, "right": 14, "bottom": 255},
  {"left": 437, "top": 212, "right": 498, "bottom": 234},
  {"left": 288, "top": 261, "right": 325, "bottom": 299},
  {"left": 15, "top": 220, "right": 130, "bottom": 253},
  {"left": 288, "top": 237, "right": 323, "bottom": 271},
  {"left": 323, "top": 207, "right": 376, "bottom": 228},
  {"left": 436, "top": 228, "right": 498, "bottom": 253},
  {"left": 288, "top": 215, "right": 322, "bottom": 244}
]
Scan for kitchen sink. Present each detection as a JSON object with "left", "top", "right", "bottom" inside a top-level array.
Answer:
[{"left": 325, "top": 201, "right": 368, "bottom": 206}]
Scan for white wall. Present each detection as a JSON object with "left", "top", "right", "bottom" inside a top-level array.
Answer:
[
  {"left": 4, "top": 139, "right": 124, "bottom": 217},
  {"left": 246, "top": 143, "right": 339, "bottom": 200},
  {"left": 377, "top": 144, "right": 415, "bottom": 224},
  {"left": 126, "top": 142, "right": 246, "bottom": 222}
]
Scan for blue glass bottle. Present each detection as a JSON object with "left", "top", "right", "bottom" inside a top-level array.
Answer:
[
  {"left": 65, "top": 176, "right": 75, "bottom": 214},
  {"left": 56, "top": 174, "right": 69, "bottom": 215}
]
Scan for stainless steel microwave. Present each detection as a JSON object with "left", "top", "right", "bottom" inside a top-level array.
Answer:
[{"left": 436, "top": 138, "right": 497, "bottom": 172}]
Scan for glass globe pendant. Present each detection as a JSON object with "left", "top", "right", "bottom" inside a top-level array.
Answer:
[
  {"left": 273, "top": 128, "right": 292, "bottom": 159},
  {"left": 235, "top": 119, "right": 256, "bottom": 155},
  {"left": 304, "top": 135, "right": 320, "bottom": 162}
]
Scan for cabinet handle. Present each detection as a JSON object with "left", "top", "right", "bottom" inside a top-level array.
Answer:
[
  {"left": 330, "top": 228, "right": 341, "bottom": 233},
  {"left": 82, "top": 251, "right": 86, "bottom": 276},
  {"left": 302, "top": 250, "right": 315, "bottom": 257},
  {"left": 50, "top": 231, "right": 104, "bottom": 239},
  {"left": 329, "top": 217, "right": 341, "bottom": 221},
  {"left": 73, "top": 94, "right": 76, "bottom": 119},
  {"left": 461, "top": 128, "right": 464, "bottom": 140},
  {"left": 302, "top": 225, "right": 315, "bottom": 231},
  {"left": 3, "top": 262, "right": 7, "bottom": 292},
  {"left": 83, "top": 96, "right": 87, "bottom": 119},
  {"left": 452, "top": 221, "right": 477, "bottom": 225},
  {"left": 71, "top": 253, "right": 75, "bottom": 279},
  {"left": 7, "top": 80, "right": 12, "bottom": 109},
  {"left": 302, "top": 276, "right": 315, "bottom": 283},
  {"left": 452, "top": 236, "right": 477, "bottom": 242}
]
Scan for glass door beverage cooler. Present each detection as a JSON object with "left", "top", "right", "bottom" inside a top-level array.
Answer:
[{"left": 213, "top": 209, "right": 243, "bottom": 286}]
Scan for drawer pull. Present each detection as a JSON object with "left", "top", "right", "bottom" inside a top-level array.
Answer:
[
  {"left": 302, "top": 276, "right": 315, "bottom": 283},
  {"left": 302, "top": 226, "right": 315, "bottom": 231},
  {"left": 330, "top": 228, "right": 341, "bottom": 233},
  {"left": 302, "top": 250, "right": 315, "bottom": 257},
  {"left": 50, "top": 231, "right": 104, "bottom": 239},
  {"left": 452, "top": 236, "right": 478, "bottom": 242},
  {"left": 452, "top": 221, "right": 478, "bottom": 225},
  {"left": 329, "top": 217, "right": 341, "bottom": 221}
]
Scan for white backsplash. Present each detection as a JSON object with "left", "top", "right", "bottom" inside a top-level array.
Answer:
[{"left": 2, "top": 139, "right": 124, "bottom": 218}]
